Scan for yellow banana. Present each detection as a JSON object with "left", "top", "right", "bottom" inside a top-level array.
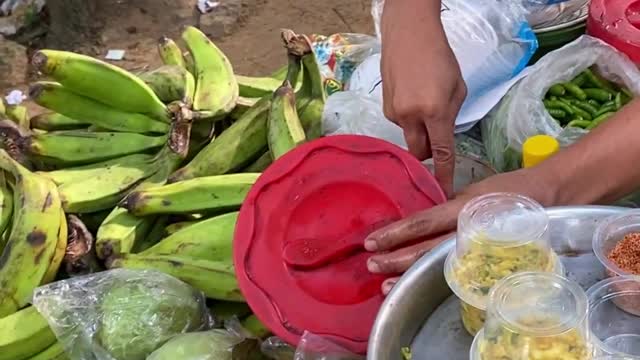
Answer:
[
  {"left": 236, "top": 75, "right": 281, "bottom": 98},
  {"left": 30, "top": 112, "right": 88, "bottom": 131},
  {"left": 139, "top": 65, "right": 196, "bottom": 105},
  {"left": 158, "top": 36, "right": 186, "bottom": 69},
  {"left": 32, "top": 50, "right": 170, "bottom": 122},
  {"left": 95, "top": 147, "right": 183, "bottom": 259},
  {"left": 123, "top": 173, "right": 259, "bottom": 216},
  {"left": 268, "top": 82, "right": 306, "bottom": 159},
  {"left": 29, "top": 82, "right": 170, "bottom": 134},
  {"left": 168, "top": 96, "right": 270, "bottom": 182},
  {"left": 243, "top": 151, "right": 272, "bottom": 172},
  {"left": 63, "top": 215, "right": 100, "bottom": 277},
  {"left": 41, "top": 211, "right": 68, "bottom": 284},
  {"left": 27, "top": 342, "right": 68, "bottom": 360},
  {"left": 141, "top": 212, "right": 237, "bottom": 262},
  {"left": 164, "top": 220, "right": 197, "bottom": 235},
  {"left": 0, "top": 172, "right": 13, "bottom": 252},
  {"left": 182, "top": 26, "right": 238, "bottom": 115},
  {"left": 0, "top": 306, "right": 57, "bottom": 360},
  {"left": 0, "top": 120, "right": 167, "bottom": 166},
  {"left": 108, "top": 254, "right": 243, "bottom": 301},
  {"left": 0, "top": 99, "right": 5, "bottom": 115},
  {"left": 0, "top": 149, "right": 63, "bottom": 316}
]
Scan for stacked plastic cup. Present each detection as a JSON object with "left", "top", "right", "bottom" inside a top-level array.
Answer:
[
  {"left": 587, "top": 276, "right": 640, "bottom": 358},
  {"left": 470, "top": 272, "right": 590, "bottom": 360},
  {"left": 444, "top": 193, "right": 563, "bottom": 336}
]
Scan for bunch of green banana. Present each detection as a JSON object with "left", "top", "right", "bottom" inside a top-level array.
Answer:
[
  {"left": 30, "top": 82, "right": 169, "bottom": 134},
  {"left": 0, "top": 149, "right": 64, "bottom": 317},
  {"left": 30, "top": 112, "right": 89, "bottom": 132},
  {"left": 0, "top": 119, "right": 167, "bottom": 166},
  {"left": 108, "top": 254, "right": 242, "bottom": 301},
  {"left": 182, "top": 26, "right": 238, "bottom": 116},
  {"left": 31, "top": 50, "right": 170, "bottom": 123},
  {"left": 268, "top": 81, "right": 306, "bottom": 159},
  {"left": 123, "top": 173, "right": 259, "bottom": 216},
  {"left": 0, "top": 306, "right": 58, "bottom": 360},
  {"left": 138, "top": 65, "right": 196, "bottom": 105}
]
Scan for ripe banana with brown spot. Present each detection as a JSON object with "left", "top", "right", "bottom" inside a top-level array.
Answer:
[
  {"left": 158, "top": 36, "right": 186, "bottom": 69},
  {"left": 41, "top": 211, "right": 67, "bottom": 284},
  {"left": 123, "top": 173, "right": 259, "bottom": 216},
  {"left": 0, "top": 149, "right": 63, "bottom": 317},
  {"left": 108, "top": 253, "right": 243, "bottom": 301},
  {"left": 30, "top": 82, "right": 170, "bottom": 134},
  {"left": 268, "top": 82, "right": 306, "bottom": 159},
  {"left": 0, "top": 306, "right": 57, "bottom": 360},
  {"left": 182, "top": 26, "right": 238, "bottom": 116},
  {"left": 139, "top": 65, "right": 196, "bottom": 105},
  {"left": 32, "top": 49, "right": 170, "bottom": 122}
]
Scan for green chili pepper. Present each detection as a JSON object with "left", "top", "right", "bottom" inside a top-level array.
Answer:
[
  {"left": 621, "top": 87, "right": 633, "bottom": 99},
  {"left": 568, "top": 100, "right": 598, "bottom": 117},
  {"left": 595, "top": 105, "right": 616, "bottom": 117},
  {"left": 571, "top": 73, "right": 588, "bottom": 87},
  {"left": 548, "top": 84, "right": 566, "bottom": 97},
  {"left": 587, "top": 99, "right": 601, "bottom": 107},
  {"left": 566, "top": 119, "right": 591, "bottom": 129},
  {"left": 601, "top": 100, "right": 615, "bottom": 108},
  {"left": 615, "top": 92, "right": 623, "bottom": 110},
  {"left": 583, "top": 68, "right": 615, "bottom": 91},
  {"left": 547, "top": 108, "right": 567, "bottom": 119},
  {"left": 586, "top": 112, "right": 615, "bottom": 130},
  {"left": 558, "top": 99, "right": 592, "bottom": 120},
  {"left": 544, "top": 100, "right": 575, "bottom": 115},
  {"left": 563, "top": 82, "right": 588, "bottom": 100},
  {"left": 549, "top": 95, "right": 558, "bottom": 101},
  {"left": 583, "top": 88, "right": 612, "bottom": 102}
]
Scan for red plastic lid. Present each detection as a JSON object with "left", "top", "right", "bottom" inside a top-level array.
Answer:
[
  {"left": 234, "top": 135, "right": 446, "bottom": 354},
  {"left": 587, "top": 0, "right": 640, "bottom": 63}
]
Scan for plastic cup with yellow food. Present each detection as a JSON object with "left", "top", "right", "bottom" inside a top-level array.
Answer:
[
  {"left": 444, "top": 192, "right": 564, "bottom": 336},
  {"left": 471, "top": 272, "right": 590, "bottom": 360}
]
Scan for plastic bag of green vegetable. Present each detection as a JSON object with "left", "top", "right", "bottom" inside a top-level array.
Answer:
[{"left": 482, "top": 35, "right": 640, "bottom": 172}]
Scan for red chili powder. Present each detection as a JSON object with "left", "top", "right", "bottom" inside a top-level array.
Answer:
[{"left": 608, "top": 232, "right": 640, "bottom": 274}]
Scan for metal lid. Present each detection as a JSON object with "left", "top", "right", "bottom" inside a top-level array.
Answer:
[
  {"left": 534, "top": 1, "right": 589, "bottom": 34},
  {"left": 234, "top": 135, "right": 446, "bottom": 354}
]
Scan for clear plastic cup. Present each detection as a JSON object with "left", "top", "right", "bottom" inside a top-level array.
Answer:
[
  {"left": 587, "top": 276, "right": 640, "bottom": 358},
  {"left": 444, "top": 193, "right": 556, "bottom": 336},
  {"left": 479, "top": 272, "right": 590, "bottom": 360},
  {"left": 593, "top": 211, "right": 640, "bottom": 315}
]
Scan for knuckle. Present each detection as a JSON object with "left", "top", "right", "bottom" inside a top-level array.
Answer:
[{"left": 404, "top": 214, "right": 433, "bottom": 238}]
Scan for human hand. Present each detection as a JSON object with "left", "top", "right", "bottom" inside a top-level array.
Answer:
[
  {"left": 365, "top": 169, "right": 555, "bottom": 295},
  {"left": 380, "top": 2, "right": 467, "bottom": 197}
]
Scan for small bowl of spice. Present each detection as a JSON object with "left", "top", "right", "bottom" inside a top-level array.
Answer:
[{"left": 593, "top": 211, "right": 640, "bottom": 315}]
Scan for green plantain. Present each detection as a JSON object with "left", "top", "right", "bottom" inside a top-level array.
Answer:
[
  {"left": 267, "top": 82, "right": 306, "bottom": 159},
  {"left": 0, "top": 306, "right": 57, "bottom": 360}
]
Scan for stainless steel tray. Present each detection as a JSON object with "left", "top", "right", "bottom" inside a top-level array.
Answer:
[{"left": 367, "top": 205, "right": 628, "bottom": 360}]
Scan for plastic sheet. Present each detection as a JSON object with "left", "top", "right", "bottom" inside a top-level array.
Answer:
[
  {"left": 482, "top": 36, "right": 640, "bottom": 172},
  {"left": 32, "top": 269, "right": 211, "bottom": 360}
]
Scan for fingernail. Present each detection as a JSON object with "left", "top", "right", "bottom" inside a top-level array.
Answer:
[
  {"left": 367, "top": 258, "right": 381, "bottom": 273},
  {"left": 382, "top": 280, "right": 397, "bottom": 295},
  {"left": 364, "top": 239, "right": 378, "bottom": 251}
]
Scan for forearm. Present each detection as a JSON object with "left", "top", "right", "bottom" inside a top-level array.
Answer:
[{"left": 526, "top": 99, "right": 640, "bottom": 206}]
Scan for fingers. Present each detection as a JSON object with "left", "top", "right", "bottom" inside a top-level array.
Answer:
[
  {"left": 403, "top": 121, "right": 430, "bottom": 160},
  {"left": 367, "top": 233, "right": 453, "bottom": 274},
  {"left": 382, "top": 277, "right": 400, "bottom": 295},
  {"left": 364, "top": 204, "right": 458, "bottom": 251}
]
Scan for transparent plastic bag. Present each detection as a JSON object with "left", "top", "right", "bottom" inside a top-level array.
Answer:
[
  {"left": 522, "top": 0, "right": 590, "bottom": 28},
  {"left": 482, "top": 36, "right": 640, "bottom": 172},
  {"left": 261, "top": 333, "right": 363, "bottom": 360},
  {"left": 371, "top": 0, "right": 537, "bottom": 98},
  {"left": 32, "top": 269, "right": 212, "bottom": 360}
]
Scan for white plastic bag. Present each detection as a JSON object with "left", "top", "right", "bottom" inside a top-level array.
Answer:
[
  {"left": 522, "top": 0, "right": 590, "bottom": 28},
  {"left": 482, "top": 36, "right": 640, "bottom": 172},
  {"left": 261, "top": 333, "right": 363, "bottom": 360}
]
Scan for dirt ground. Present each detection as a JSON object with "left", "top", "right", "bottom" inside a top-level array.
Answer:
[{"left": 1, "top": 0, "right": 374, "bottom": 98}]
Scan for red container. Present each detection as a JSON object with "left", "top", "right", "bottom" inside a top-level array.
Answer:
[
  {"left": 587, "top": 0, "right": 640, "bottom": 63},
  {"left": 233, "top": 135, "right": 446, "bottom": 354}
]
